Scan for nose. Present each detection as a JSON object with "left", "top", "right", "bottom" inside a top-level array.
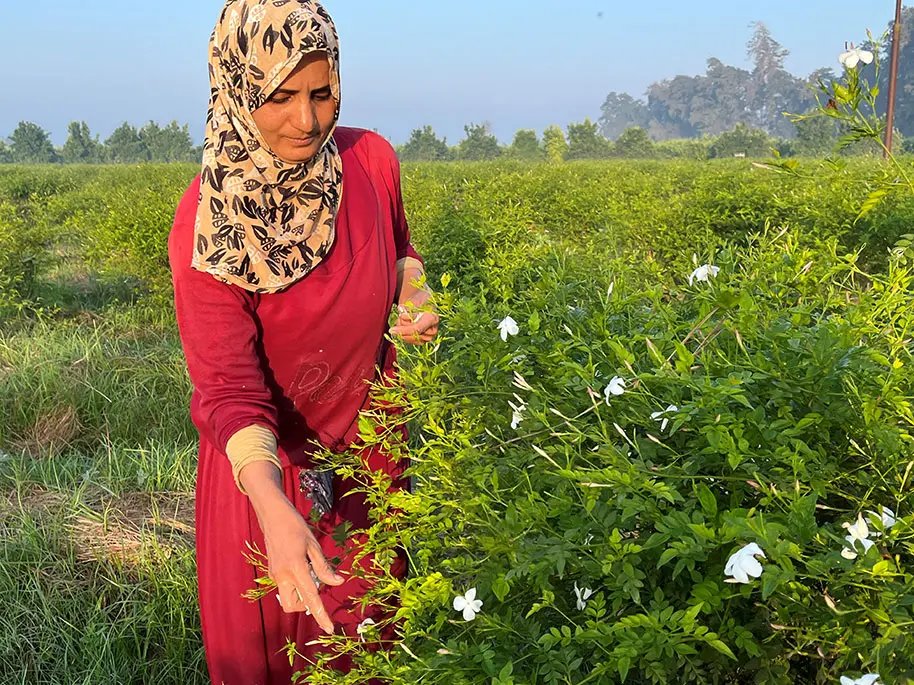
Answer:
[{"left": 294, "top": 96, "right": 319, "bottom": 135}]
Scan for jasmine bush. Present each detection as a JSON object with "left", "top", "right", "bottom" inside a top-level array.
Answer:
[
  {"left": 307, "top": 228, "right": 913, "bottom": 684},
  {"left": 2, "top": 154, "right": 913, "bottom": 684}
]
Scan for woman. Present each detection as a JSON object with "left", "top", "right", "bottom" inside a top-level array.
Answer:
[{"left": 167, "top": 1, "right": 438, "bottom": 682}]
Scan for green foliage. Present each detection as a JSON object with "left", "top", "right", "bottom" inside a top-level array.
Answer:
[
  {"left": 613, "top": 127, "right": 657, "bottom": 159},
  {"left": 708, "top": 124, "right": 773, "bottom": 159},
  {"left": 3, "top": 158, "right": 914, "bottom": 683},
  {"left": 565, "top": 119, "right": 612, "bottom": 160},
  {"left": 506, "top": 129, "right": 545, "bottom": 161},
  {"left": 542, "top": 125, "right": 567, "bottom": 163},
  {"left": 308, "top": 227, "right": 914, "bottom": 684},
  {"left": 139, "top": 121, "right": 199, "bottom": 163},
  {"left": 655, "top": 138, "right": 711, "bottom": 160},
  {"left": 399, "top": 126, "right": 453, "bottom": 162},
  {"left": 104, "top": 122, "right": 149, "bottom": 164},
  {"left": 61, "top": 121, "right": 104, "bottom": 164},
  {"left": 0, "top": 200, "right": 48, "bottom": 318},
  {"left": 457, "top": 123, "right": 502, "bottom": 161},
  {"left": 9, "top": 121, "right": 58, "bottom": 164},
  {"left": 793, "top": 114, "right": 840, "bottom": 156}
]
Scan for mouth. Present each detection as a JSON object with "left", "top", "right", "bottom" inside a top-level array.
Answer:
[{"left": 286, "top": 133, "right": 320, "bottom": 146}]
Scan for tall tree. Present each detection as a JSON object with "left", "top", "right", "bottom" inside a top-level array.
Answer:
[
  {"left": 140, "top": 120, "right": 197, "bottom": 162},
  {"left": 506, "top": 129, "right": 544, "bottom": 161},
  {"left": 61, "top": 121, "right": 103, "bottom": 163},
  {"left": 0, "top": 140, "right": 11, "bottom": 163},
  {"left": 104, "top": 122, "right": 148, "bottom": 163},
  {"left": 708, "top": 123, "right": 772, "bottom": 158},
  {"left": 457, "top": 123, "right": 501, "bottom": 161},
  {"left": 612, "top": 127, "right": 657, "bottom": 158},
  {"left": 542, "top": 125, "right": 567, "bottom": 162},
  {"left": 9, "top": 121, "right": 58, "bottom": 163},
  {"left": 598, "top": 92, "right": 651, "bottom": 140},
  {"left": 746, "top": 22, "right": 813, "bottom": 137},
  {"left": 565, "top": 119, "right": 612, "bottom": 160},
  {"left": 398, "top": 125, "right": 451, "bottom": 161}
]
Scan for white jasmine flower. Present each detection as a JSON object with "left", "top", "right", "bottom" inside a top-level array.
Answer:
[
  {"left": 840, "top": 674, "right": 881, "bottom": 685},
  {"left": 453, "top": 587, "right": 483, "bottom": 621},
  {"left": 866, "top": 506, "right": 896, "bottom": 535},
  {"left": 603, "top": 376, "right": 626, "bottom": 405},
  {"left": 509, "top": 400, "right": 527, "bottom": 430},
  {"left": 573, "top": 581, "right": 594, "bottom": 611},
  {"left": 650, "top": 404, "right": 679, "bottom": 432},
  {"left": 689, "top": 264, "right": 720, "bottom": 286},
  {"left": 607, "top": 281, "right": 615, "bottom": 297},
  {"left": 497, "top": 316, "right": 519, "bottom": 342},
  {"left": 356, "top": 617, "right": 376, "bottom": 642},
  {"left": 841, "top": 513, "right": 875, "bottom": 559},
  {"left": 724, "top": 542, "right": 766, "bottom": 584},
  {"left": 839, "top": 47, "right": 874, "bottom": 69}
]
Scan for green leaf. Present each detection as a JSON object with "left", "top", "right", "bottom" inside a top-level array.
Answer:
[
  {"left": 708, "top": 639, "right": 737, "bottom": 660},
  {"left": 856, "top": 187, "right": 888, "bottom": 221},
  {"left": 657, "top": 547, "right": 678, "bottom": 568},
  {"left": 492, "top": 576, "right": 510, "bottom": 601},
  {"left": 696, "top": 484, "right": 718, "bottom": 518},
  {"left": 617, "top": 655, "right": 631, "bottom": 682}
]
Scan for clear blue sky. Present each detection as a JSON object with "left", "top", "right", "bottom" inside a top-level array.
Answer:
[{"left": 0, "top": 1, "right": 896, "bottom": 146}]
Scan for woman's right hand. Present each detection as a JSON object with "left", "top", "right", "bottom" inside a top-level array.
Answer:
[{"left": 240, "top": 461, "right": 346, "bottom": 633}]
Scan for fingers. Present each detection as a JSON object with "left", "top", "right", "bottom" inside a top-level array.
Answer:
[
  {"left": 307, "top": 543, "right": 346, "bottom": 587},
  {"left": 291, "top": 562, "right": 335, "bottom": 634},
  {"left": 390, "top": 311, "right": 440, "bottom": 344},
  {"left": 276, "top": 578, "right": 308, "bottom": 615}
]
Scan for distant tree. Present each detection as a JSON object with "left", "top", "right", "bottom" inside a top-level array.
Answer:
[
  {"left": 506, "top": 129, "right": 544, "bottom": 161},
  {"left": 0, "top": 140, "right": 11, "bottom": 163},
  {"left": 708, "top": 123, "right": 772, "bottom": 158},
  {"left": 655, "top": 138, "right": 711, "bottom": 160},
  {"left": 9, "top": 121, "right": 58, "bottom": 163},
  {"left": 745, "top": 22, "right": 813, "bottom": 137},
  {"left": 140, "top": 120, "right": 197, "bottom": 162},
  {"left": 457, "top": 123, "right": 501, "bottom": 161},
  {"left": 598, "top": 92, "right": 651, "bottom": 140},
  {"left": 612, "top": 127, "right": 657, "bottom": 158},
  {"left": 542, "top": 125, "right": 567, "bottom": 163},
  {"left": 61, "top": 121, "right": 103, "bottom": 163},
  {"left": 104, "top": 122, "right": 148, "bottom": 163},
  {"left": 793, "top": 114, "right": 839, "bottom": 156},
  {"left": 565, "top": 119, "right": 612, "bottom": 160},
  {"left": 399, "top": 125, "right": 451, "bottom": 161}
]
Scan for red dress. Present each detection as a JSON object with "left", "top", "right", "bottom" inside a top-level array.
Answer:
[{"left": 168, "top": 127, "right": 422, "bottom": 684}]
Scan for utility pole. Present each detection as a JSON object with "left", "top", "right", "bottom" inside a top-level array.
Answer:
[{"left": 885, "top": 0, "right": 903, "bottom": 157}]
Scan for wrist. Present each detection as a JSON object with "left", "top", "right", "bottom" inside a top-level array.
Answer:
[{"left": 239, "top": 461, "right": 288, "bottom": 515}]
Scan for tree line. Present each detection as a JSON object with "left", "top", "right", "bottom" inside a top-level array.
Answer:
[
  {"left": 6, "top": 14, "right": 912, "bottom": 165},
  {"left": 0, "top": 120, "right": 201, "bottom": 164},
  {"left": 598, "top": 14, "right": 914, "bottom": 143}
]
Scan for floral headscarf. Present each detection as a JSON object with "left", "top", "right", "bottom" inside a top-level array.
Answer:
[{"left": 192, "top": 0, "right": 343, "bottom": 293}]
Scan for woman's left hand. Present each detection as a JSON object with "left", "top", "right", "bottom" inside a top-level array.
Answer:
[{"left": 389, "top": 289, "right": 439, "bottom": 345}]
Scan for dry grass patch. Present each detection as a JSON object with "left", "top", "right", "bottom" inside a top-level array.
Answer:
[{"left": 4, "top": 486, "right": 195, "bottom": 568}]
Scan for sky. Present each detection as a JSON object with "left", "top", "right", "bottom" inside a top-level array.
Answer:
[{"left": 0, "top": 1, "right": 897, "bottom": 146}]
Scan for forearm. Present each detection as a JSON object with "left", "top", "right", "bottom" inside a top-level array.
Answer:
[{"left": 396, "top": 257, "right": 429, "bottom": 305}]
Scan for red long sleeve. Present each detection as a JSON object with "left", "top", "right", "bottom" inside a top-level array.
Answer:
[
  {"left": 168, "top": 177, "right": 279, "bottom": 454},
  {"left": 383, "top": 142, "right": 424, "bottom": 267}
]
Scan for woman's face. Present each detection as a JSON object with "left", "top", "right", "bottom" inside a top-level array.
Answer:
[{"left": 252, "top": 52, "right": 337, "bottom": 164}]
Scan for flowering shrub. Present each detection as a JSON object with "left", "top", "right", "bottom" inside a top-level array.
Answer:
[{"left": 299, "top": 226, "right": 913, "bottom": 683}]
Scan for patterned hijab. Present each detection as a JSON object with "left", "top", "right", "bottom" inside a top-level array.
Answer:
[{"left": 192, "top": 0, "right": 343, "bottom": 293}]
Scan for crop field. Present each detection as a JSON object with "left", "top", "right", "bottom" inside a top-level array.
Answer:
[{"left": 1, "top": 159, "right": 913, "bottom": 683}]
